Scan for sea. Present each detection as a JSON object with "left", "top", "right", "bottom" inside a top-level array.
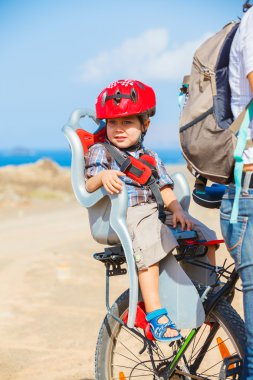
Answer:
[{"left": 0, "top": 148, "right": 185, "bottom": 167}]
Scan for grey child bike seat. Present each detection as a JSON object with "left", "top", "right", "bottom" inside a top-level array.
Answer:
[{"left": 62, "top": 108, "right": 206, "bottom": 329}]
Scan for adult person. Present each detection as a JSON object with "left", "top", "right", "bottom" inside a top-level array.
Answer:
[{"left": 220, "top": 2, "right": 253, "bottom": 379}]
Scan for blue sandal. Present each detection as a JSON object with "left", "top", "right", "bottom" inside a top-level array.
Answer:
[{"left": 146, "top": 308, "right": 182, "bottom": 342}]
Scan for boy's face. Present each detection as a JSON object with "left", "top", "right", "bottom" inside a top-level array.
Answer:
[{"left": 106, "top": 115, "right": 149, "bottom": 149}]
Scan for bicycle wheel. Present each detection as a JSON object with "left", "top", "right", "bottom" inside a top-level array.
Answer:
[{"left": 95, "top": 290, "right": 246, "bottom": 380}]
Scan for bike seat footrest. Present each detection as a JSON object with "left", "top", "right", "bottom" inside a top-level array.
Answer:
[
  {"left": 93, "top": 246, "right": 127, "bottom": 276},
  {"left": 107, "top": 265, "right": 127, "bottom": 277}
]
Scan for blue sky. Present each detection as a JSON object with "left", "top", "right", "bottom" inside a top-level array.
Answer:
[{"left": 0, "top": 0, "right": 243, "bottom": 150}]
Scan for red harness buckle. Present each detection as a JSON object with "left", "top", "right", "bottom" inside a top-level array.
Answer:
[{"left": 124, "top": 156, "right": 153, "bottom": 185}]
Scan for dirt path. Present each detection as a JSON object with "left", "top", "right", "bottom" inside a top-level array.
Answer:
[{"left": 0, "top": 200, "right": 127, "bottom": 380}]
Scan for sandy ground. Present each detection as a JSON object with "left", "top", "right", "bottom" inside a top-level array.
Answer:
[{"left": 0, "top": 162, "right": 244, "bottom": 380}]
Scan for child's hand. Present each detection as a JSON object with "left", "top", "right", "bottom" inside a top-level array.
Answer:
[
  {"left": 101, "top": 170, "right": 126, "bottom": 194},
  {"left": 172, "top": 209, "right": 193, "bottom": 230}
]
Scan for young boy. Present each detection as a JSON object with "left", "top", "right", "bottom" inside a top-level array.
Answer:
[{"left": 85, "top": 79, "right": 217, "bottom": 342}]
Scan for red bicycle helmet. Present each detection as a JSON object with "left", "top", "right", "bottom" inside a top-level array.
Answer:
[{"left": 96, "top": 79, "right": 156, "bottom": 119}]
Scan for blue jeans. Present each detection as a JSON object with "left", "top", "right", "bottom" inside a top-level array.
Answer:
[{"left": 220, "top": 184, "right": 253, "bottom": 380}]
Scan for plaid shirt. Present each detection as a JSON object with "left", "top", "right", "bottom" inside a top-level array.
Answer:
[{"left": 84, "top": 140, "right": 174, "bottom": 207}]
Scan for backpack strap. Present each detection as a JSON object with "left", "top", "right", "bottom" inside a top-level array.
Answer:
[
  {"left": 230, "top": 99, "right": 253, "bottom": 223},
  {"left": 103, "top": 142, "right": 166, "bottom": 223},
  {"left": 229, "top": 99, "right": 253, "bottom": 136}
]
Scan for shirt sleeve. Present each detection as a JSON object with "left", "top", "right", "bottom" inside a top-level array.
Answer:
[
  {"left": 242, "top": 9, "right": 253, "bottom": 77},
  {"left": 151, "top": 151, "right": 174, "bottom": 189},
  {"left": 84, "top": 144, "right": 111, "bottom": 180}
]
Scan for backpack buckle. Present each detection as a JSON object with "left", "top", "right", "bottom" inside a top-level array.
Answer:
[{"left": 195, "top": 176, "right": 207, "bottom": 194}]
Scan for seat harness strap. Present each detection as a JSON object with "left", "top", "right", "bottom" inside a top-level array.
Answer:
[{"left": 103, "top": 142, "right": 166, "bottom": 223}]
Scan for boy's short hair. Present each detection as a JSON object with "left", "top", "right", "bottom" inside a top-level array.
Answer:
[
  {"left": 138, "top": 107, "right": 156, "bottom": 125},
  {"left": 138, "top": 113, "right": 149, "bottom": 126}
]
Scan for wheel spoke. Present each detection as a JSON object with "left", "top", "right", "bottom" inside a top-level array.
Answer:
[
  {"left": 113, "top": 375, "right": 154, "bottom": 380},
  {"left": 114, "top": 339, "right": 154, "bottom": 373},
  {"left": 189, "top": 323, "right": 209, "bottom": 363},
  {"left": 113, "top": 352, "right": 143, "bottom": 365},
  {"left": 189, "top": 323, "right": 220, "bottom": 373},
  {"left": 191, "top": 337, "right": 230, "bottom": 363},
  {"left": 121, "top": 326, "right": 145, "bottom": 345},
  {"left": 189, "top": 333, "right": 197, "bottom": 366},
  {"left": 120, "top": 326, "right": 166, "bottom": 361},
  {"left": 112, "top": 363, "right": 154, "bottom": 373},
  {"left": 199, "top": 352, "right": 237, "bottom": 376}
]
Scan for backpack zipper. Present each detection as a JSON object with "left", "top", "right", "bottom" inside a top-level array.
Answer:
[
  {"left": 193, "top": 56, "right": 216, "bottom": 95},
  {"left": 193, "top": 56, "right": 213, "bottom": 73}
]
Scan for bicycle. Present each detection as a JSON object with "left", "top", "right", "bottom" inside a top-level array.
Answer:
[
  {"left": 94, "top": 233, "right": 246, "bottom": 380},
  {"left": 62, "top": 109, "right": 246, "bottom": 380}
]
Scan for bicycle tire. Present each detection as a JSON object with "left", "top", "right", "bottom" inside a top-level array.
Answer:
[{"left": 95, "top": 289, "right": 246, "bottom": 380}]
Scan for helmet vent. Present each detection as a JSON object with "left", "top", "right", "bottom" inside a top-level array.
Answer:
[
  {"left": 136, "top": 81, "right": 145, "bottom": 89},
  {"left": 131, "top": 88, "right": 138, "bottom": 103},
  {"left": 102, "top": 91, "right": 107, "bottom": 107},
  {"left": 114, "top": 90, "right": 122, "bottom": 105}
]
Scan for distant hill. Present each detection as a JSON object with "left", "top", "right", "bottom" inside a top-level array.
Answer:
[{"left": 0, "top": 159, "right": 73, "bottom": 208}]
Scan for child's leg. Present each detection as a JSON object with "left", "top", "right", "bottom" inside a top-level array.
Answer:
[
  {"left": 138, "top": 263, "right": 179, "bottom": 338},
  {"left": 207, "top": 245, "right": 216, "bottom": 266}
]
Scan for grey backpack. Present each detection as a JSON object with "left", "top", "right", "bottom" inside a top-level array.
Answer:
[{"left": 179, "top": 21, "right": 241, "bottom": 185}]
